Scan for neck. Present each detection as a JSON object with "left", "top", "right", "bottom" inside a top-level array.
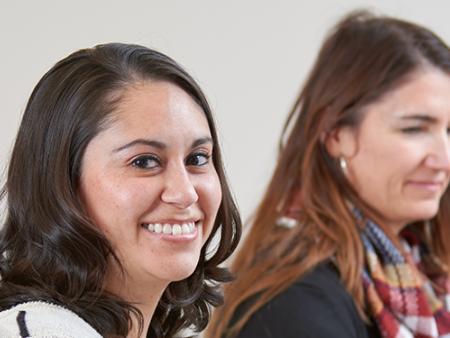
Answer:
[
  {"left": 105, "top": 272, "right": 168, "bottom": 338},
  {"left": 387, "top": 218, "right": 410, "bottom": 237},
  {"left": 127, "top": 291, "right": 164, "bottom": 338}
]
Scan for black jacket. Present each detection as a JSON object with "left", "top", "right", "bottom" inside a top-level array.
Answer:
[{"left": 233, "top": 262, "right": 380, "bottom": 338}]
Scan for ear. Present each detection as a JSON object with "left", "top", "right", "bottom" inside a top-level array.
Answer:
[{"left": 323, "top": 126, "right": 357, "bottom": 158}]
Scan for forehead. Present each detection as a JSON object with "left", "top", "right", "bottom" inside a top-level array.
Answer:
[
  {"left": 108, "top": 81, "right": 211, "bottom": 138},
  {"left": 361, "top": 68, "right": 450, "bottom": 123}
]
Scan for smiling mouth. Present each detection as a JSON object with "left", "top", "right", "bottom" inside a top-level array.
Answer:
[
  {"left": 407, "top": 181, "right": 444, "bottom": 192},
  {"left": 141, "top": 222, "right": 197, "bottom": 236}
]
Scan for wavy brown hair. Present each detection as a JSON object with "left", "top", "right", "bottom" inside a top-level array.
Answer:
[
  {"left": 207, "top": 10, "right": 450, "bottom": 338},
  {"left": 0, "top": 43, "right": 241, "bottom": 337}
]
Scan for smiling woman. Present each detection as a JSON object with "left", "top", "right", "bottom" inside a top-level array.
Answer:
[
  {"left": 80, "top": 81, "right": 224, "bottom": 302},
  {"left": 326, "top": 68, "right": 450, "bottom": 235},
  {"left": 207, "top": 10, "right": 450, "bottom": 338},
  {"left": 0, "top": 43, "right": 241, "bottom": 338}
]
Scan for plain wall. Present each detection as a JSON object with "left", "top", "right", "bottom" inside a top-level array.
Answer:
[{"left": 1, "top": 0, "right": 450, "bottom": 222}]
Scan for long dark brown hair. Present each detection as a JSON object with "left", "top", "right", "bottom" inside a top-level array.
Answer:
[
  {"left": 0, "top": 43, "right": 241, "bottom": 337},
  {"left": 207, "top": 10, "right": 450, "bottom": 338}
]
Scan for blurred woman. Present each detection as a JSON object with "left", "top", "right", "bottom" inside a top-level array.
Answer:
[
  {"left": 208, "top": 11, "right": 450, "bottom": 338},
  {"left": 0, "top": 43, "right": 241, "bottom": 338}
]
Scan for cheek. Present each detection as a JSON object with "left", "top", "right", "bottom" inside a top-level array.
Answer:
[
  {"left": 80, "top": 174, "right": 151, "bottom": 234},
  {"left": 350, "top": 136, "right": 421, "bottom": 198},
  {"left": 360, "top": 137, "right": 423, "bottom": 180},
  {"left": 208, "top": 173, "right": 223, "bottom": 214},
  {"left": 80, "top": 178, "right": 117, "bottom": 234},
  {"left": 197, "top": 172, "right": 222, "bottom": 231}
]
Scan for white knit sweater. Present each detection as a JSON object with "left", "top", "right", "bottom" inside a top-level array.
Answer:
[{"left": 0, "top": 301, "right": 103, "bottom": 337}]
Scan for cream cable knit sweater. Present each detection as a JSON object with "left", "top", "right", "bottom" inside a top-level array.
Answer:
[{"left": 0, "top": 301, "right": 102, "bottom": 338}]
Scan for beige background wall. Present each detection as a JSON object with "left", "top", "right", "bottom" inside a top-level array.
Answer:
[{"left": 1, "top": 0, "right": 449, "bottom": 222}]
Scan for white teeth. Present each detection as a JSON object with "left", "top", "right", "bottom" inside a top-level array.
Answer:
[
  {"left": 182, "top": 224, "right": 190, "bottom": 234},
  {"left": 163, "top": 224, "right": 172, "bottom": 234},
  {"left": 144, "top": 222, "right": 196, "bottom": 236},
  {"left": 172, "top": 224, "right": 182, "bottom": 235},
  {"left": 154, "top": 223, "right": 162, "bottom": 233}
]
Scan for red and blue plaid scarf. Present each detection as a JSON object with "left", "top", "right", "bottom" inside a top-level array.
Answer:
[{"left": 361, "top": 219, "right": 450, "bottom": 338}]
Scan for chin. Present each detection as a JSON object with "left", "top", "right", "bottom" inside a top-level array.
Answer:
[
  {"left": 406, "top": 202, "right": 440, "bottom": 223},
  {"left": 169, "top": 270, "right": 197, "bottom": 283},
  {"left": 166, "top": 261, "right": 199, "bottom": 282}
]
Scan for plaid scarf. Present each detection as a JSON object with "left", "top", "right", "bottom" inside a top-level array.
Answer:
[{"left": 361, "top": 218, "right": 450, "bottom": 338}]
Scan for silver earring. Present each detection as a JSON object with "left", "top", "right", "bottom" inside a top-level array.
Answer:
[
  {"left": 276, "top": 216, "right": 298, "bottom": 229},
  {"left": 339, "top": 157, "right": 347, "bottom": 170}
]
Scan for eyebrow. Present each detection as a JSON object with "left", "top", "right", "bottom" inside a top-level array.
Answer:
[
  {"left": 113, "top": 137, "right": 213, "bottom": 153},
  {"left": 114, "top": 139, "right": 166, "bottom": 152},
  {"left": 191, "top": 137, "right": 213, "bottom": 148},
  {"left": 400, "top": 114, "right": 437, "bottom": 123}
]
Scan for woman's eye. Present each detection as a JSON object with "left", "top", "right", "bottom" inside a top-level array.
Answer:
[
  {"left": 131, "top": 155, "right": 160, "bottom": 169},
  {"left": 186, "top": 152, "right": 210, "bottom": 167},
  {"left": 401, "top": 126, "right": 424, "bottom": 134}
]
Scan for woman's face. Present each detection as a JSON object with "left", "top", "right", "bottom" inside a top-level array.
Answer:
[
  {"left": 329, "top": 68, "right": 450, "bottom": 233},
  {"left": 79, "top": 81, "right": 221, "bottom": 288}
]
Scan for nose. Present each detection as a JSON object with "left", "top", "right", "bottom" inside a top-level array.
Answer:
[
  {"left": 161, "top": 164, "right": 198, "bottom": 209},
  {"left": 425, "top": 132, "right": 450, "bottom": 171}
]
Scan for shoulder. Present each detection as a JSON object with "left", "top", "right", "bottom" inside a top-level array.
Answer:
[
  {"left": 236, "top": 262, "right": 369, "bottom": 338},
  {"left": 0, "top": 301, "right": 102, "bottom": 338}
]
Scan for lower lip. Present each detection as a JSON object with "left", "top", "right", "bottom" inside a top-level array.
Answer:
[
  {"left": 406, "top": 181, "right": 442, "bottom": 192},
  {"left": 142, "top": 223, "right": 200, "bottom": 242}
]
